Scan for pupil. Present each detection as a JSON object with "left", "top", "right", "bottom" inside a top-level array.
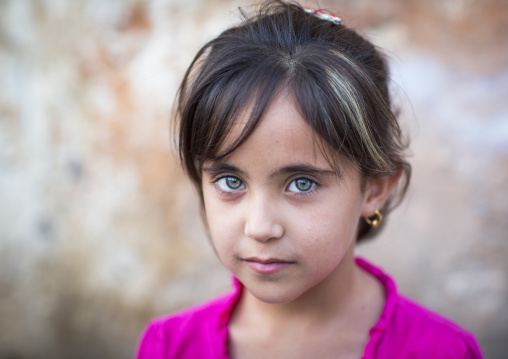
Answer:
[
  {"left": 226, "top": 177, "right": 241, "bottom": 189},
  {"left": 296, "top": 179, "right": 311, "bottom": 191}
]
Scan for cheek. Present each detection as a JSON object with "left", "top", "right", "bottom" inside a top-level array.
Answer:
[
  {"left": 202, "top": 195, "right": 240, "bottom": 262},
  {"left": 299, "top": 202, "right": 360, "bottom": 250},
  {"left": 298, "top": 218, "right": 357, "bottom": 278}
]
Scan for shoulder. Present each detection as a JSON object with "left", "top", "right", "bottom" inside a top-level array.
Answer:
[
  {"left": 136, "top": 285, "right": 240, "bottom": 359},
  {"left": 382, "top": 294, "right": 483, "bottom": 358},
  {"left": 356, "top": 258, "right": 483, "bottom": 359}
]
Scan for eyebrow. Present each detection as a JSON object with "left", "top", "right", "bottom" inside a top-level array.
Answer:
[
  {"left": 202, "top": 163, "right": 248, "bottom": 178},
  {"left": 202, "top": 162, "right": 337, "bottom": 179},
  {"left": 272, "top": 164, "right": 337, "bottom": 178}
]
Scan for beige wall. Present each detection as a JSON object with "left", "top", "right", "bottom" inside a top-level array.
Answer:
[{"left": 0, "top": 0, "right": 506, "bottom": 358}]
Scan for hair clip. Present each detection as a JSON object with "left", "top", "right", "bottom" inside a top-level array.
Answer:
[{"left": 304, "top": 7, "right": 341, "bottom": 25}]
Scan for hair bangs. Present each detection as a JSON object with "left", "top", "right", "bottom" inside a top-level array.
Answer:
[{"left": 178, "top": 47, "right": 290, "bottom": 184}]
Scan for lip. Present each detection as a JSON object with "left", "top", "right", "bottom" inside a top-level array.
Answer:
[{"left": 243, "top": 257, "right": 294, "bottom": 274}]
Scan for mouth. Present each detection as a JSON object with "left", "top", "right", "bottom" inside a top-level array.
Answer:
[{"left": 243, "top": 257, "right": 295, "bottom": 274}]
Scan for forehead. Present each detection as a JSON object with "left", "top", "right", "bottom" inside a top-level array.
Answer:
[
  {"left": 199, "top": 83, "right": 352, "bottom": 181},
  {"left": 224, "top": 92, "right": 304, "bottom": 139},
  {"left": 212, "top": 92, "right": 335, "bottom": 172}
]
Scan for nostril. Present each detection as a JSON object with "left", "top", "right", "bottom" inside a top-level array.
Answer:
[{"left": 244, "top": 221, "right": 284, "bottom": 242}]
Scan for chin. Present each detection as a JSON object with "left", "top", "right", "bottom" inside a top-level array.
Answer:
[
  {"left": 245, "top": 280, "right": 305, "bottom": 305},
  {"left": 251, "top": 292, "right": 297, "bottom": 305}
]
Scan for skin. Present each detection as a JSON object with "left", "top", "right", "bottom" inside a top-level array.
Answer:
[{"left": 201, "top": 91, "right": 400, "bottom": 359}]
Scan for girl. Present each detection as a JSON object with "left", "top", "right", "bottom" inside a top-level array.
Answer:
[{"left": 137, "top": 1, "right": 483, "bottom": 358}]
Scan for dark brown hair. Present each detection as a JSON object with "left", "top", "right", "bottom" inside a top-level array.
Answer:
[{"left": 175, "top": 0, "right": 411, "bottom": 241}]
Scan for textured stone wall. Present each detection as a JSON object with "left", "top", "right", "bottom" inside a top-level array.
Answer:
[{"left": 0, "top": 0, "right": 506, "bottom": 358}]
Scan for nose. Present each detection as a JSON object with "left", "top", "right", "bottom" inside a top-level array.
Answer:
[{"left": 244, "top": 194, "right": 284, "bottom": 242}]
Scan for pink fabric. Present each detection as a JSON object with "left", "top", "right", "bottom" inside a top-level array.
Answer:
[{"left": 136, "top": 258, "right": 483, "bottom": 359}]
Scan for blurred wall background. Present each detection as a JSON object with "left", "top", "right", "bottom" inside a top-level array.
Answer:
[{"left": 0, "top": 0, "right": 506, "bottom": 358}]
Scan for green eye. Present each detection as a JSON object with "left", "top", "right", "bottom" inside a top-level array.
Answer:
[
  {"left": 295, "top": 179, "right": 312, "bottom": 191},
  {"left": 225, "top": 177, "right": 242, "bottom": 189},
  {"left": 216, "top": 176, "right": 245, "bottom": 192},
  {"left": 288, "top": 178, "right": 315, "bottom": 193}
]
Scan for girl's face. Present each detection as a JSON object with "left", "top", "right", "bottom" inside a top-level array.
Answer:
[{"left": 201, "top": 92, "right": 384, "bottom": 304}]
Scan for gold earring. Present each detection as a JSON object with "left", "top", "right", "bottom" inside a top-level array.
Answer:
[{"left": 364, "top": 210, "right": 383, "bottom": 228}]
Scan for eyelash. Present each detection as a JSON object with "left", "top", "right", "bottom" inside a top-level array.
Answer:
[
  {"left": 210, "top": 175, "right": 320, "bottom": 197},
  {"left": 287, "top": 177, "right": 319, "bottom": 196},
  {"left": 211, "top": 175, "right": 245, "bottom": 196}
]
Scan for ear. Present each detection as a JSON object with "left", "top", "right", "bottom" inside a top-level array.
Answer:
[{"left": 360, "top": 171, "right": 402, "bottom": 218}]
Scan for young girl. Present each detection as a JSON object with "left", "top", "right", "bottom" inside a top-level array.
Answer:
[{"left": 137, "top": 1, "right": 483, "bottom": 358}]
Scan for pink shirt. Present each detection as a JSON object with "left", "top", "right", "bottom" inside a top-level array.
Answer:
[{"left": 136, "top": 258, "right": 483, "bottom": 358}]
